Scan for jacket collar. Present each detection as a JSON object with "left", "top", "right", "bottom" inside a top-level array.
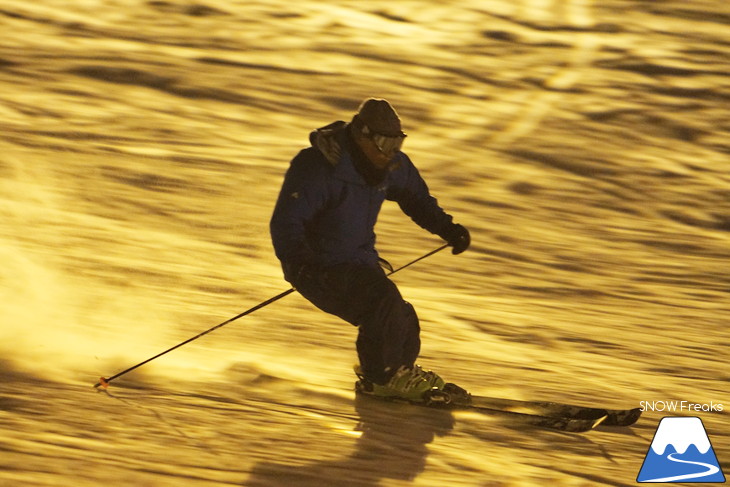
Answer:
[{"left": 310, "top": 121, "right": 400, "bottom": 186}]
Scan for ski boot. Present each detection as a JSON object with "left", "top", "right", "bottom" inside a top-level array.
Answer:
[
  {"left": 412, "top": 365, "right": 446, "bottom": 390},
  {"left": 354, "top": 365, "right": 440, "bottom": 403}
]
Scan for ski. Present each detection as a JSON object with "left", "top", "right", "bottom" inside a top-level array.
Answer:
[
  {"left": 355, "top": 383, "right": 605, "bottom": 433},
  {"left": 430, "top": 383, "right": 640, "bottom": 427},
  {"left": 443, "top": 400, "right": 607, "bottom": 432},
  {"left": 467, "top": 395, "right": 642, "bottom": 427}
]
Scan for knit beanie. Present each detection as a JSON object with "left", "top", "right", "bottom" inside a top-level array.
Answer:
[{"left": 354, "top": 98, "right": 405, "bottom": 137}]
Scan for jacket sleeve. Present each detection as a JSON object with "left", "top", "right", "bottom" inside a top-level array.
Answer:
[
  {"left": 386, "top": 154, "right": 454, "bottom": 238},
  {"left": 270, "top": 150, "right": 329, "bottom": 279}
]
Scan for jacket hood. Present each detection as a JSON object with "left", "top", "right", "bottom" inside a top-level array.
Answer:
[{"left": 309, "top": 120, "right": 348, "bottom": 166}]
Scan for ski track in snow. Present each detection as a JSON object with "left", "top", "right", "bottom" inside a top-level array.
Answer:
[{"left": 0, "top": 0, "right": 729, "bottom": 485}]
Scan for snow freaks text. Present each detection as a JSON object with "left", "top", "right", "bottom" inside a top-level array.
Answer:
[{"left": 640, "top": 401, "right": 724, "bottom": 413}]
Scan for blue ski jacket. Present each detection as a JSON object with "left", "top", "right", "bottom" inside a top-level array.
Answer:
[{"left": 270, "top": 121, "right": 455, "bottom": 282}]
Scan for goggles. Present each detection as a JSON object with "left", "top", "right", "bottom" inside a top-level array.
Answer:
[{"left": 362, "top": 124, "right": 406, "bottom": 156}]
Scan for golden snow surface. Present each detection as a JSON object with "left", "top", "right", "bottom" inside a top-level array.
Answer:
[{"left": 0, "top": 1, "right": 728, "bottom": 486}]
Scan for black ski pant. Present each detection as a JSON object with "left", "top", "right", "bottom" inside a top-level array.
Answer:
[{"left": 293, "top": 262, "right": 420, "bottom": 385}]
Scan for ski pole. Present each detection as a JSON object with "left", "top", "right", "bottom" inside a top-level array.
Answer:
[{"left": 94, "top": 244, "right": 448, "bottom": 389}]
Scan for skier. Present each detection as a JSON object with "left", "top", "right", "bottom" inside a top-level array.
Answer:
[{"left": 270, "top": 98, "right": 470, "bottom": 402}]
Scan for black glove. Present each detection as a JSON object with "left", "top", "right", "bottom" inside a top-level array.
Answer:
[{"left": 443, "top": 223, "right": 470, "bottom": 255}]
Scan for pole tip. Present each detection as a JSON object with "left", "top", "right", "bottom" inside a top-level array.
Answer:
[{"left": 96, "top": 377, "right": 110, "bottom": 389}]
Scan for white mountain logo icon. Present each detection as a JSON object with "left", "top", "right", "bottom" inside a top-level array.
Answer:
[{"left": 637, "top": 417, "right": 725, "bottom": 483}]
